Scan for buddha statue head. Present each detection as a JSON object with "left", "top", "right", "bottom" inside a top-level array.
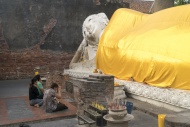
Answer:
[{"left": 82, "top": 13, "right": 109, "bottom": 46}]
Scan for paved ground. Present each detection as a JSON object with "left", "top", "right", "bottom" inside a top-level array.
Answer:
[
  {"left": 0, "top": 78, "right": 166, "bottom": 127},
  {"left": 0, "top": 79, "right": 76, "bottom": 127},
  {"left": 0, "top": 79, "right": 30, "bottom": 98},
  {"left": 28, "top": 110, "right": 157, "bottom": 127}
]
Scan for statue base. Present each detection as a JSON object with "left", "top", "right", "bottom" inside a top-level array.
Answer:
[{"left": 64, "top": 69, "right": 190, "bottom": 111}]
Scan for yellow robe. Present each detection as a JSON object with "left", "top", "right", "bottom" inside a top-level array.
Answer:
[{"left": 96, "top": 5, "right": 190, "bottom": 90}]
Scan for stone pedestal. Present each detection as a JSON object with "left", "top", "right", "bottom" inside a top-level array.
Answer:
[
  {"left": 65, "top": 73, "right": 114, "bottom": 114},
  {"left": 64, "top": 70, "right": 190, "bottom": 112}
]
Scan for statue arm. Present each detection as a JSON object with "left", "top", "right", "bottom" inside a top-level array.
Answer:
[{"left": 69, "top": 39, "right": 87, "bottom": 68}]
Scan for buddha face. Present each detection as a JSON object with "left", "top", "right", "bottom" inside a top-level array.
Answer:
[{"left": 82, "top": 13, "right": 109, "bottom": 46}]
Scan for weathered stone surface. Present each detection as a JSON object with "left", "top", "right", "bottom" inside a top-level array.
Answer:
[
  {"left": 64, "top": 74, "right": 114, "bottom": 115},
  {"left": 0, "top": 0, "right": 153, "bottom": 79},
  {"left": 0, "top": 0, "right": 153, "bottom": 51},
  {"left": 45, "top": 71, "right": 67, "bottom": 88},
  {"left": 0, "top": 25, "right": 72, "bottom": 80},
  {"left": 0, "top": 0, "right": 128, "bottom": 51},
  {"left": 165, "top": 110, "right": 190, "bottom": 127}
]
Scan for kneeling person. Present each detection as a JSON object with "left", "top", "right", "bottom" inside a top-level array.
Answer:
[{"left": 43, "top": 83, "right": 68, "bottom": 113}]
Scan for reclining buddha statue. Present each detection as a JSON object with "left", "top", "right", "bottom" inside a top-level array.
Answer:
[
  {"left": 69, "top": 13, "right": 109, "bottom": 71},
  {"left": 67, "top": 4, "right": 190, "bottom": 111}
]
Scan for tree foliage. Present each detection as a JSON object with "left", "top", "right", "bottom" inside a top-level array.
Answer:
[{"left": 175, "top": 0, "right": 190, "bottom": 5}]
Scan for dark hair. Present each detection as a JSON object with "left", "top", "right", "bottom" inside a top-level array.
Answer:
[
  {"left": 51, "top": 83, "right": 59, "bottom": 89},
  {"left": 35, "top": 75, "right": 41, "bottom": 81},
  {"left": 30, "top": 77, "right": 37, "bottom": 87}
]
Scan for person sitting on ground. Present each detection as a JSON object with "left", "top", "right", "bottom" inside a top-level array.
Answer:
[
  {"left": 35, "top": 74, "right": 44, "bottom": 99},
  {"left": 29, "top": 77, "right": 43, "bottom": 107},
  {"left": 43, "top": 83, "right": 68, "bottom": 113}
]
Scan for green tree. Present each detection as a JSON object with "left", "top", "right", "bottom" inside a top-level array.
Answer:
[
  {"left": 175, "top": 0, "right": 190, "bottom": 5},
  {"left": 153, "top": 0, "right": 189, "bottom": 12}
]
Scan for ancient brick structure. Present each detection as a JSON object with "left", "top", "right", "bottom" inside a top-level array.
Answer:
[
  {"left": 0, "top": 0, "right": 153, "bottom": 80},
  {"left": 0, "top": 49, "right": 74, "bottom": 80},
  {"left": 64, "top": 74, "right": 114, "bottom": 112},
  {"left": 45, "top": 72, "right": 69, "bottom": 89}
]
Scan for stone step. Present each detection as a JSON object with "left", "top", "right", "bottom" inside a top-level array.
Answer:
[{"left": 77, "top": 114, "right": 96, "bottom": 124}]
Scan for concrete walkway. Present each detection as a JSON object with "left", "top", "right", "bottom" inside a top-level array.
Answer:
[
  {"left": 29, "top": 110, "right": 157, "bottom": 127},
  {"left": 0, "top": 79, "right": 30, "bottom": 98}
]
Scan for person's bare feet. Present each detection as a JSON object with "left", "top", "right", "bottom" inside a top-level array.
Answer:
[{"left": 34, "top": 104, "right": 39, "bottom": 108}]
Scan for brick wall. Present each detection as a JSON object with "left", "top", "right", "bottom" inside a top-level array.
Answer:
[
  {"left": 0, "top": 0, "right": 153, "bottom": 80},
  {"left": 65, "top": 74, "right": 114, "bottom": 113},
  {"left": 0, "top": 49, "right": 74, "bottom": 80},
  {"left": 0, "top": 16, "right": 74, "bottom": 80},
  {"left": 45, "top": 72, "right": 68, "bottom": 88},
  {"left": 125, "top": 0, "right": 154, "bottom": 13}
]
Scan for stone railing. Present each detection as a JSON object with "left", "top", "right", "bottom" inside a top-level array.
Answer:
[{"left": 64, "top": 69, "right": 190, "bottom": 111}]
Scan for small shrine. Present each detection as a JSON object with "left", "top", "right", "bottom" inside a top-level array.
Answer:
[
  {"left": 104, "top": 97, "right": 134, "bottom": 127},
  {"left": 63, "top": 72, "right": 133, "bottom": 126}
]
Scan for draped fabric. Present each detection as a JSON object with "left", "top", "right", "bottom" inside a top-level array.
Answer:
[{"left": 96, "top": 5, "right": 190, "bottom": 90}]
